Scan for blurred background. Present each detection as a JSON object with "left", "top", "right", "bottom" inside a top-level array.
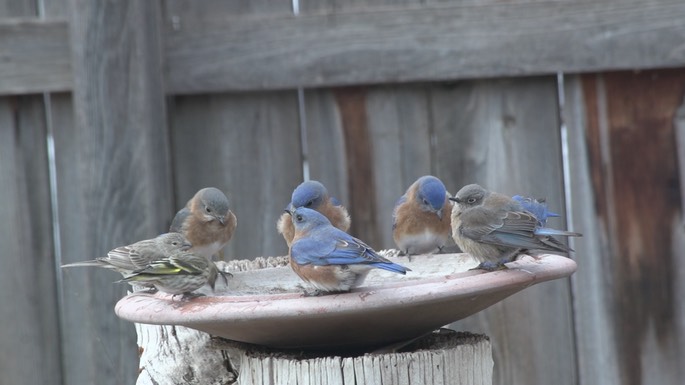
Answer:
[{"left": 2, "top": 1, "right": 685, "bottom": 384}]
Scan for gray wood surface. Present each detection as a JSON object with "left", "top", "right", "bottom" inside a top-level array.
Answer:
[
  {"left": 0, "top": 96, "right": 62, "bottom": 385},
  {"left": 4, "top": 0, "right": 685, "bottom": 95},
  {"left": 0, "top": 19, "right": 70, "bottom": 95},
  {"left": 564, "top": 71, "right": 685, "bottom": 385},
  {"left": 169, "top": 92, "right": 302, "bottom": 259},
  {"left": 59, "top": 1, "right": 173, "bottom": 384},
  {"left": 164, "top": 0, "right": 685, "bottom": 93},
  {"left": 436, "top": 77, "right": 577, "bottom": 385}
]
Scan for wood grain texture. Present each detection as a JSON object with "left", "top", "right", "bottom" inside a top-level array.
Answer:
[
  {"left": 435, "top": 77, "right": 577, "bottom": 385},
  {"left": 567, "top": 70, "right": 685, "bottom": 385},
  {"left": 0, "top": 96, "right": 62, "bottom": 385},
  {"left": 165, "top": 0, "right": 685, "bottom": 93},
  {"left": 60, "top": 1, "right": 173, "bottom": 384},
  {"left": 169, "top": 92, "right": 302, "bottom": 259},
  {"left": 0, "top": 19, "right": 71, "bottom": 95}
]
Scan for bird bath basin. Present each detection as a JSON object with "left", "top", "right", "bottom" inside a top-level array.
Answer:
[{"left": 115, "top": 253, "right": 576, "bottom": 350}]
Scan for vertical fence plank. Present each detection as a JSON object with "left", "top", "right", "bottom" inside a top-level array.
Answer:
[
  {"left": 170, "top": 92, "right": 302, "bottom": 259},
  {"left": 0, "top": 3, "right": 62, "bottom": 385},
  {"left": 435, "top": 77, "right": 577, "bottom": 385},
  {"left": 566, "top": 70, "right": 685, "bottom": 385},
  {"left": 60, "top": 1, "right": 173, "bottom": 384},
  {"left": 0, "top": 97, "right": 61, "bottom": 385}
]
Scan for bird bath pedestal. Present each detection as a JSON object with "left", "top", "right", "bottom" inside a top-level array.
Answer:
[{"left": 116, "top": 253, "right": 576, "bottom": 384}]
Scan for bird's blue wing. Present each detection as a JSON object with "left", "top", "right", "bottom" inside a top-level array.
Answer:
[
  {"left": 512, "top": 195, "right": 559, "bottom": 226},
  {"left": 169, "top": 207, "right": 190, "bottom": 233}
]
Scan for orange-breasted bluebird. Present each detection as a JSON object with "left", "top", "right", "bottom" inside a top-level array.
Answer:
[
  {"left": 449, "top": 184, "right": 581, "bottom": 271},
  {"left": 287, "top": 207, "right": 409, "bottom": 294},
  {"left": 392, "top": 175, "right": 452, "bottom": 255},
  {"left": 62, "top": 232, "right": 192, "bottom": 276},
  {"left": 277, "top": 180, "right": 351, "bottom": 247},
  {"left": 170, "top": 187, "right": 237, "bottom": 261},
  {"left": 119, "top": 250, "right": 221, "bottom": 299}
]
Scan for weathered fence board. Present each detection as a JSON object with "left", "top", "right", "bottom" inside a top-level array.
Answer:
[
  {"left": 0, "top": 96, "right": 62, "bottom": 385},
  {"left": 58, "top": 1, "right": 173, "bottom": 384},
  {"left": 164, "top": 0, "right": 685, "bottom": 93},
  {"left": 4, "top": 0, "right": 685, "bottom": 95},
  {"left": 565, "top": 70, "right": 685, "bottom": 385},
  {"left": 0, "top": 19, "right": 70, "bottom": 94}
]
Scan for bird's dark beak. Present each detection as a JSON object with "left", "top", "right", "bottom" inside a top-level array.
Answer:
[
  {"left": 284, "top": 203, "right": 294, "bottom": 215},
  {"left": 218, "top": 216, "right": 225, "bottom": 225},
  {"left": 448, "top": 197, "right": 460, "bottom": 203},
  {"left": 182, "top": 242, "right": 192, "bottom": 251}
]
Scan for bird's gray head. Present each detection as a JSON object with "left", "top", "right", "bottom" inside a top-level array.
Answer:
[
  {"left": 156, "top": 232, "right": 193, "bottom": 252},
  {"left": 415, "top": 176, "right": 448, "bottom": 218},
  {"left": 291, "top": 180, "right": 328, "bottom": 210},
  {"left": 197, "top": 187, "right": 230, "bottom": 225},
  {"left": 449, "top": 184, "right": 489, "bottom": 208},
  {"left": 289, "top": 207, "right": 332, "bottom": 231}
]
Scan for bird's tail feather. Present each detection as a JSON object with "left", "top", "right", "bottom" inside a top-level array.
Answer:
[{"left": 61, "top": 260, "right": 103, "bottom": 268}]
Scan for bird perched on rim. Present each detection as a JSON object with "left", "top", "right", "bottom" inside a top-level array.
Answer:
[
  {"left": 61, "top": 232, "right": 192, "bottom": 290},
  {"left": 277, "top": 180, "right": 351, "bottom": 247},
  {"left": 287, "top": 207, "right": 409, "bottom": 294},
  {"left": 449, "top": 184, "right": 582, "bottom": 271},
  {"left": 392, "top": 175, "right": 452, "bottom": 256},
  {"left": 170, "top": 187, "right": 237, "bottom": 261},
  {"left": 118, "top": 250, "right": 221, "bottom": 300}
]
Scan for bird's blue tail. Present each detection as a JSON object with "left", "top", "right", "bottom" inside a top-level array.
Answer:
[{"left": 374, "top": 262, "right": 410, "bottom": 275}]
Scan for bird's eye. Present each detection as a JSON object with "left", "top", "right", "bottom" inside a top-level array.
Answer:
[
  {"left": 422, "top": 199, "right": 429, "bottom": 206},
  {"left": 205, "top": 206, "right": 212, "bottom": 213},
  {"left": 296, "top": 214, "right": 304, "bottom": 222},
  {"left": 171, "top": 241, "right": 179, "bottom": 246},
  {"left": 305, "top": 200, "right": 313, "bottom": 207},
  {"left": 467, "top": 197, "right": 477, "bottom": 204}
]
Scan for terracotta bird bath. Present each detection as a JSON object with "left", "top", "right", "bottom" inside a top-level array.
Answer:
[{"left": 115, "top": 253, "right": 576, "bottom": 351}]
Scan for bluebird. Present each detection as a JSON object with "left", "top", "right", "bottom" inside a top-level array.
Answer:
[
  {"left": 61, "top": 232, "right": 192, "bottom": 280},
  {"left": 287, "top": 207, "right": 409, "bottom": 294},
  {"left": 392, "top": 175, "right": 452, "bottom": 255},
  {"left": 119, "top": 250, "right": 221, "bottom": 299},
  {"left": 449, "top": 184, "right": 582, "bottom": 271},
  {"left": 277, "top": 180, "right": 351, "bottom": 247},
  {"left": 170, "top": 187, "right": 237, "bottom": 261},
  {"left": 512, "top": 195, "right": 559, "bottom": 227}
]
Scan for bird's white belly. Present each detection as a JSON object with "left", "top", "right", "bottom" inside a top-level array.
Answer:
[
  {"left": 191, "top": 242, "right": 223, "bottom": 259},
  {"left": 397, "top": 230, "right": 447, "bottom": 254}
]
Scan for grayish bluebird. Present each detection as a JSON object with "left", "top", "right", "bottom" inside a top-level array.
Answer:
[
  {"left": 392, "top": 175, "right": 452, "bottom": 255},
  {"left": 277, "top": 180, "right": 351, "bottom": 247},
  {"left": 450, "top": 184, "right": 581, "bottom": 271},
  {"left": 170, "top": 187, "right": 237, "bottom": 261},
  {"left": 288, "top": 207, "right": 408, "bottom": 294},
  {"left": 61, "top": 232, "right": 192, "bottom": 277},
  {"left": 119, "top": 250, "right": 221, "bottom": 299}
]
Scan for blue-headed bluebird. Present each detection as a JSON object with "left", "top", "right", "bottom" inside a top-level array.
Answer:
[
  {"left": 287, "top": 207, "right": 408, "bottom": 294},
  {"left": 62, "top": 232, "right": 192, "bottom": 279},
  {"left": 170, "top": 187, "right": 237, "bottom": 261},
  {"left": 449, "top": 184, "right": 582, "bottom": 271},
  {"left": 277, "top": 180, "right": 351, "bottom": 247},
  {"left": 392, "top": 175, "right": 452, "bottom": 255},
  {"left": 119, "top": 250, "right": 221, "bottom": 299}
]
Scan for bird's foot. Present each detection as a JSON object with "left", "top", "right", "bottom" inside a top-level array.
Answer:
[
  {"left": 172, "top": 292, "right": 205, "bottom": 301},
  {"left": 470, "top": 261, "right": 509, "bottom": 272},
  {"left": 302, "top": 289, "right": 325, "bottom": 297}
]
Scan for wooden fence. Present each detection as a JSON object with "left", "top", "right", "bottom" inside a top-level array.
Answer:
[{"left": 1, "top": 1, "right": 685, "bottom": 384}]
